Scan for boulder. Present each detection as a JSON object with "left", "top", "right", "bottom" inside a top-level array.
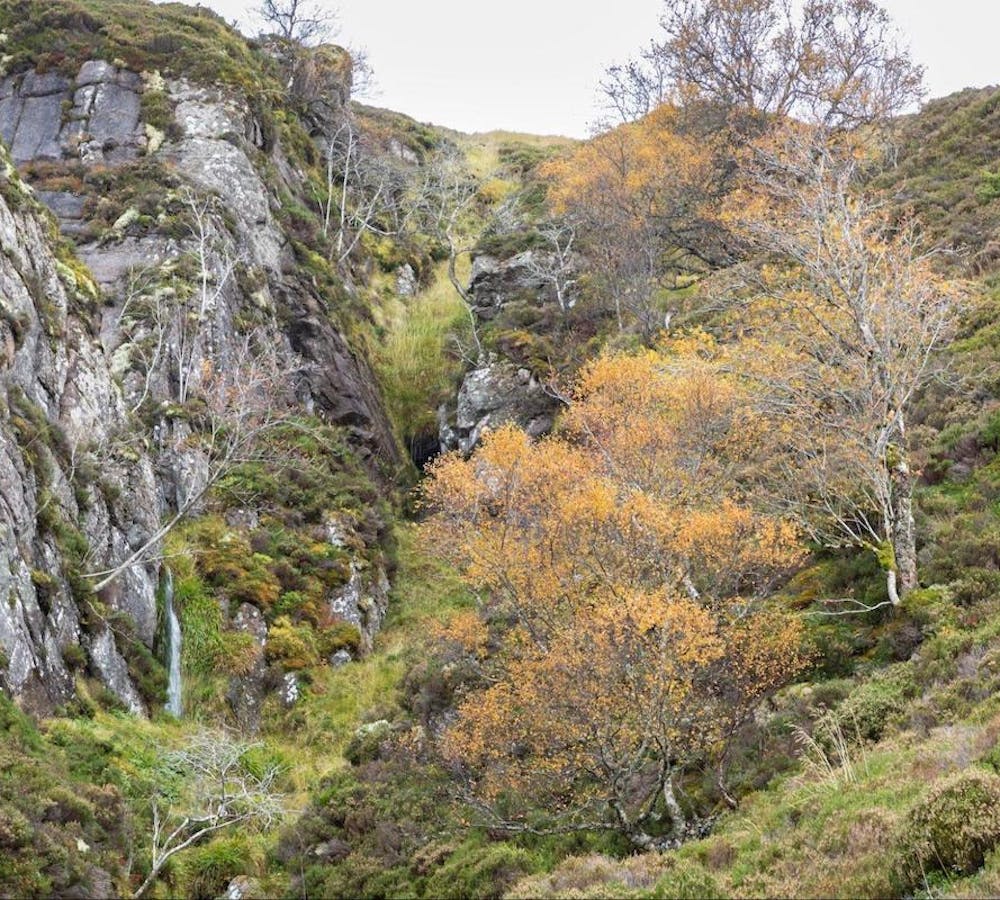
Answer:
[
  {"left": 469, "top": 250, "right": 569, "bottom": 319},
  {"left": 440, "top": 357, "right": 558, "bottom": 454}
]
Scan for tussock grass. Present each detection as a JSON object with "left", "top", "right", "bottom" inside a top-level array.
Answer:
[{"left": 373, "top": 261, "right": 472, "bottom": 450}]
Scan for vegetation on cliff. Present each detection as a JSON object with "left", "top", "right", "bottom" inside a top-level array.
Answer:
[{"left": 5, "top": 0, "right": 1000, "bottom": 898}]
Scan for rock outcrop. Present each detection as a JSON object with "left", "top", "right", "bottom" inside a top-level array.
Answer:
[
  {"left": 439, "top": 250, "right": 569, "bottom": 454},
  {"left": 468, "top": 251, "right": 553, "bottom": 320},
  {"left": 0, "top": 60, "right": 148, "bottom": 166},
  {"left": 0, "top": 159, "right": 160, "bottom": 713},
  {"left": 439, "top": 357, "right": 557, "bottom": 455},
  {"left": 0, "top": 45, "right": 400, "bottom": 714}
]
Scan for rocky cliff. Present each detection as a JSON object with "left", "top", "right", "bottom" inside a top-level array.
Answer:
[
  {"left": 438, "top": 250, "right": 572, "bottom": 454},
  {"left": 0, "top": 11, "right": 403, "bottom": 717}
]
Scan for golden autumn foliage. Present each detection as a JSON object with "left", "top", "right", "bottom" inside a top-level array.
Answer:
[
  {"left": 540, "top": 105, "right": 725, "bottom": 331},
  {"left": 421, "top": 350, "right": 808, "bottom": 846},
  {"left": 543, "top": 105, "right": 716, "bottom": 231}
]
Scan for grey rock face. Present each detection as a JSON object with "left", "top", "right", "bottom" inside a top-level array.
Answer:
[
  {"left": 0, "top": 159, "right": 160, "bottom": 713},
  {"left": 328, "top": 562, "right": 390, "bottom": 654},
  {"left": 0, "top": 59, "right": 147, "bottom": 168},
  {"left": 226, "top": 603, "right": 269, "bottom": 734},
  {"left": 0, "top": 55, "right": 401, "bottom": 714},
  {"left": 468, "top": 251, "right": 562, "bottom": 320},
  {"left": 35, "top": 190, "right": 88, "bottom": 237},
  {"left": 281, "top": 43, "right": 351, "bottom": 140},
  {"left": 8, "top": 95, "right": 64, "bottom": 161},
  {"left": 21, "top": 71, "right": 71, "bottom": 97},
  {"left": 76, "top": 60, "right": 116, "bottom": 87},
  {"left": 84, "top": 82, "right": 142, "bottom": 159},
  {"left": 87, "top": 628, "right": 145, "bottom": 715},
  {"left": 440, "top": 357, "right": 558, "bottom": 454},
  {"left": 6, "top": 59, "right": 399, "bottom": 476},
  {"left": 437, "top": 248, "right": 571, "bottom": 454}
]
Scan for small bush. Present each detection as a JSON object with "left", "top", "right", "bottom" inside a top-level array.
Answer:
[
  {"left": 952, "top": 568, "right": 1000, "bottom": 606},
  {"left": 318, "top": 621, "right": 362, "bottom": 658},
  {"left": 816, "top": 663, "right": 918, "bottom": 745},
  {"left": 422, "top": 840, "right": 535, "bottom": 900},
  {"left": 343, "top": 719, "right": 392, "bottom": 766},
  {"left": 266, "top": 616, "right": 320, "bottom": 670},
  {"left": 0, "top": 807, "right": 32, "bottom": 850},
  {"left": 896, "top": 769, "right": 1000, "bottom": 886},
  {"left": 651, "top": 859, "right": 724, "bottom": 900}
]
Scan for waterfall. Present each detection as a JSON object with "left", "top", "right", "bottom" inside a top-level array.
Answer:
[{"left": 164, "top": 569, "right": 183, "bottom": 717}]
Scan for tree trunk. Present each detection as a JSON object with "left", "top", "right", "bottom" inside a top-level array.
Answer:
[
  {"left": 611, "top": 800, "right": 656, "bottom": 851},
  {"left": 663, "top": 773, "right": 687, "bottom": 838},
  {"left": 716, "top": 763, "right": 738, "bottom": 810},
  {"left": 890, "top": 451, "right": 918, "bottom": 599}
]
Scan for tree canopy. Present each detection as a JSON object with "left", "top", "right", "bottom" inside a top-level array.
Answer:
[{"left": 422, "top": 350, "right": 807, "bottom": 846}]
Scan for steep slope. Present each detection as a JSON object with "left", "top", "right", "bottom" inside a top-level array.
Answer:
[
  {"left": 0, "top": 0, "right": 403, "bottom": 717},
  {"left": 874, "top": 85, "right": 1000, "bottom": 272},
  {"left": 15, "top": 5, "right": 1000, "bottom": 900},
  {"left": 279, "top": 86, "right": 1000, "bottom": 900},
  {"left": 0, "top": 154, "right": 158, "bottom": 713}
]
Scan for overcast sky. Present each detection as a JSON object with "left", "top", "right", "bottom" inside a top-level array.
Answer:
[{"left": 196, "top": 0, "right": 1000, "bottom": 137}]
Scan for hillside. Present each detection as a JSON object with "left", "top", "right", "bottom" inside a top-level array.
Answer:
[
  {"left": 873, "top": 85, "right": 1000, "bottom": 273},
  {"left": 3, "top": 1, "right": 1000, "bottom": 898}
]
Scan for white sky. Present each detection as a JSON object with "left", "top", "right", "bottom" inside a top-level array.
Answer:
[{"left": 195, "top": 0, "right": 1000, "bottom": 138}]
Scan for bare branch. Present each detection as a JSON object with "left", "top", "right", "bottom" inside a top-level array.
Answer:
[{"left": 133, "top": 730, "right": 285, "bottom": 898}]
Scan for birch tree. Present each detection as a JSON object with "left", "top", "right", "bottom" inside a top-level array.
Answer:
[
  {"left": 726, "top": 125, "right": 966, "bottom": 607},
  {"left": 257, "top": 0, "right": 335, "bottom": 44},
  {"left": 602, "top": 0, "right": 924, "bottom": 129},
  {"left": 176, "top": 190, "right": 239, "bottom": 403},
  {"left": 542, "top": 104, "right": 722, "bottom": 334},
  {"left": 522, "top": 223, "right": 579, "bottom": 313},
  {"left": 423, "top": 352, "right": 806, "bottom": 847}
]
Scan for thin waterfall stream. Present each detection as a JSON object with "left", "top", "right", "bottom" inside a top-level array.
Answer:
[{"left": 164, "top": 568, "right": 183, "bottom": 717}]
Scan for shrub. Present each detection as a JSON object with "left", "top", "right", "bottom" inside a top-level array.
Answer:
[
  {"left": 215, "top": 632, "right": 261, "bottom": 677},
  {"left": 816, "top": 663, "right": 918, "bottom": 745},
  {"left": 343, "top": 719, "right": 392, "bottom": 766},
  {"left": 317, "top": 621, "right": 362, "bottom": 658},
  {"left": 952, "top": 568, "right": 1000, "bottom": 606},
  {"left": 422, "top": 840, "right": 535, "bottom": 900},
  {"left": 266, "top": 616, "right": 320, "bottom": 670},
  {"left": 0, "top": 807, "right": 32, "bottom": 851},
  {"left": 896, "top": 769, "right": 1000, "bottom": 886},
  {"left": 651, "top": 859, "right": 724, "bottom": 900},
  {"left": 61, "top": 643, "right": 87, "bottom": 672}
]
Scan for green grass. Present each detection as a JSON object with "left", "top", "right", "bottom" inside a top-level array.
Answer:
[
  {"left": 452, "top": 130, "right": 577, "bottom": 180},
  {"left": 0, "top": 0, "right": 284, "bottom": 93},
  {"left": 0, "top": 524, "right": 473, "bottom": 899},
  {"left": 261, "top": 523, "right": 473, "bottom": 765},
  {"left": 372, "top": 261, "right": 473, "bottom": 452},
  {"left": 508, "top": 714, "right": 1000, "bottom": 898},
  {"left": 872, "top": 86, "right": 1000, "bottom": 273}
]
